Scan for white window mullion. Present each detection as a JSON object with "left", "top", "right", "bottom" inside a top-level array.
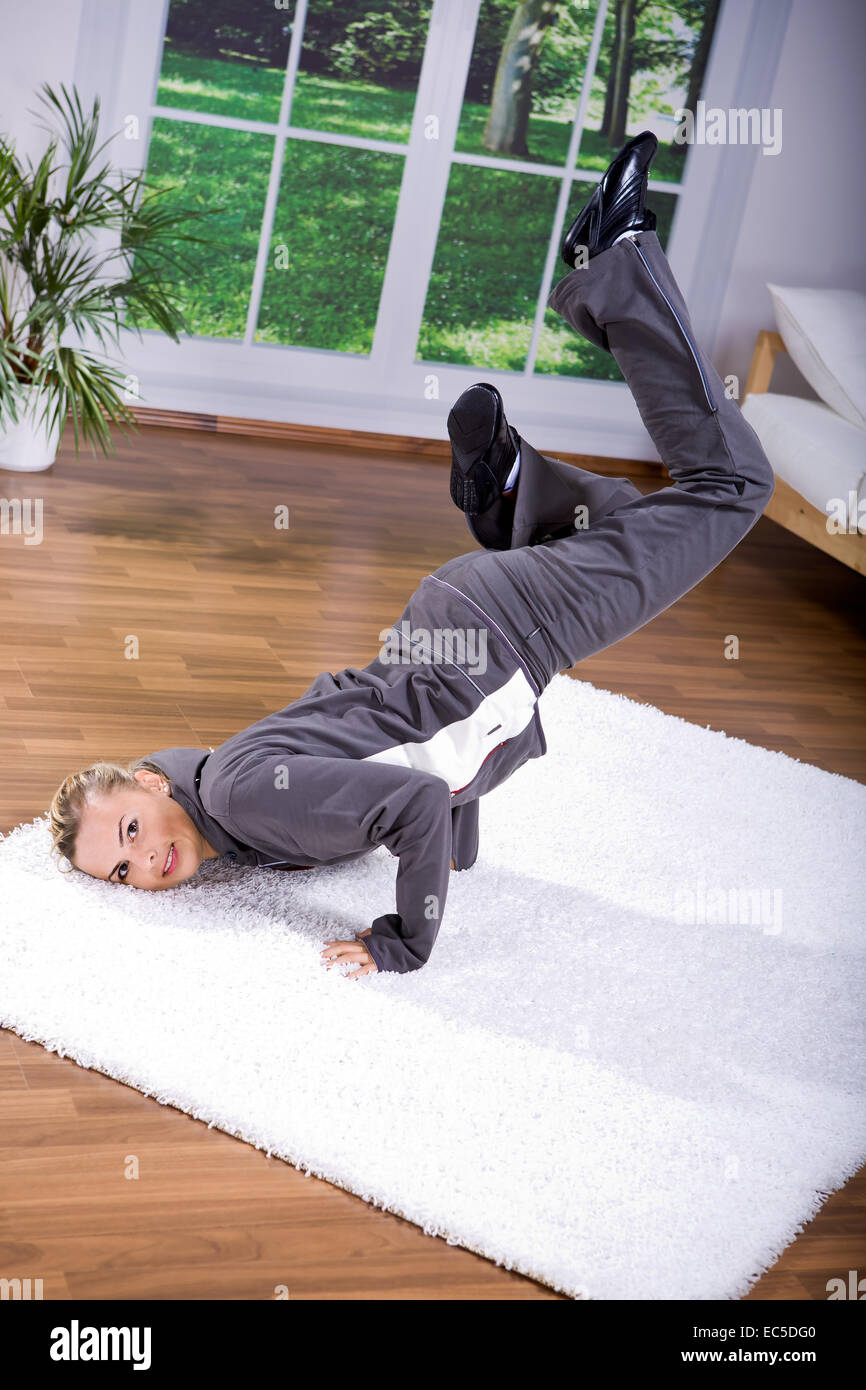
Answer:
[
  {"left": 241, "top": 0, "right": 308, "bottom": 347},
  {"left": 152, "top": 105, "right": 410, "bottom": 158},
  {"left": 451, "top": 149, "right": 681, "bottom": 192},
  {"left": 151, "top": 105, "right": 279, "bottom": 137},
  {"left": 450, "top": 150, "right": 569, "bottom": 178},
  {"left": 367, "top": 0, "right": 482, "bottom": 373},
  {"left": 524, "top": 0, "right": 610, "bottom": 376},
  {"left": 280, "top": 127, "right": 408, "bottom": 156}
]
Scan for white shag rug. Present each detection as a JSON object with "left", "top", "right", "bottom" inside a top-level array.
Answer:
[{"left": 1, "top": 673, "right": 864, "bottom": 1301}]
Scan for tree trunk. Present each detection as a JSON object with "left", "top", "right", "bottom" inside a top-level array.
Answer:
[
  {"left": 482, "top": 0, "right": 560, "bottom": 157},
  {"left": 676, "top": 0, "right": 721, "bottom": 154},
  {"left": 607, "top": 0, "right": 638, "bottom": 149},
  {"left": 599, "top": 4, "right": 622, "bottom": 139}
]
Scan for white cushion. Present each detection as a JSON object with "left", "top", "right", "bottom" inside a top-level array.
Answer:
[
  {"left": 767, "top": 284, "right": 866, "bottom": 430},
  {"left": 740, "top": 390, "right": 866, "bottom": 518}
]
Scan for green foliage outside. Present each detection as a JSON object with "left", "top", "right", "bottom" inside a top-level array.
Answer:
[
  {"left": 156, "top": 46, "right": 287, "bottom": 123},
  {"left": 456, "top": 0, "right": 695, "bottom": 177},
  {"left": 416, "top": 166, "right": 561, "bottom": 373},
  {"left": 135, "top": 120, "right": 273, "bottom": 338},
  {"left": 139, "top": 0, "right": 712, "bottom": 373},
  {"left": 416, "top": 172, "right": 676, "bottom": 381},
  {"left": 257, "top": 143, "right": 404, "bottom": 353},
  {"left": 156, "top": 47, "right": 420, "bottom": 139}
]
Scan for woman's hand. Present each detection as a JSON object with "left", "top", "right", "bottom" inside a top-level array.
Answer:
[
  {"left": 320, "top": 862, "right": 454, "bottom": 974},
  {"left": 321, "top": 926, "right": 378, "bottom": 978}
]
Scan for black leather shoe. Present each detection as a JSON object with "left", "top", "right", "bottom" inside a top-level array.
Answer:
[
  {"left": 561, "top": 130, "right": 658, "bottom": 267},
  {"left": 448, "top": 382, "right": 519, "bottom": 517}
]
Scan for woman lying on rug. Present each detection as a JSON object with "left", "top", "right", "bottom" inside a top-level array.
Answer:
[{"left": 47, "top": 132, "right": 775, "bottom": 978}]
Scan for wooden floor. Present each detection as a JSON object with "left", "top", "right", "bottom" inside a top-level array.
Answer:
[{"left": 1, "top": 425, "right": 864, "bottom": 1300}]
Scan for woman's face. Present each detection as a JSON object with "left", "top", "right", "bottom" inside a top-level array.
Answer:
[{"left": 72, "top": 768, "right": 216, "bottom": 890}]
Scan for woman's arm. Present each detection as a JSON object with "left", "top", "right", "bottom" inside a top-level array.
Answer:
[{"left": 210, "top": 753, "right": 454, "bottom": 973}]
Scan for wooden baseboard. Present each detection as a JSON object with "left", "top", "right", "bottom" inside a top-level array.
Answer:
[{"left": 125, "top": 404, "right": 665, "bottom": 478}]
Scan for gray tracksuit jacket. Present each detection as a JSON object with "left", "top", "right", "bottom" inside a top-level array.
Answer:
[{"left": 145, "top": 572, "right": 548, "bottom": 974}]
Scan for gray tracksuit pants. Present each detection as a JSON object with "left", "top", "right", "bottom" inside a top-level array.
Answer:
[{"left": 431, "top": 228, "right": 776, "bottom": 697}]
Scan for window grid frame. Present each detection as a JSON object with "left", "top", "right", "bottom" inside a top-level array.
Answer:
[
  {"left": 72, "top": 0, "right": 791, "bottom": 460},
  {"left": 144, "top": 0, "right": 688, "bottom": 372}
]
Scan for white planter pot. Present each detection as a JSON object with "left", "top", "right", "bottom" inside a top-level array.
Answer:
[{"left": 0, "top": 389, "right": 63, "bottom": 471}]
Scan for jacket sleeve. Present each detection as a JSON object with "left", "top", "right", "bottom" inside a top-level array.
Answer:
[{"left": 219, "top": 753, "right": 454, "bottom": 974}]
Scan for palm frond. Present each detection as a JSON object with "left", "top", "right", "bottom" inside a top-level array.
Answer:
[
  {"left": 1, "top": 80, "right": 225, "bottom": 454},
  {"left": 30, "top": 343, "right": 139, "bottom": 458}
]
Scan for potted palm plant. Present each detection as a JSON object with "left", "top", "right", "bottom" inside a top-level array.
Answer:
[{"left": 0, "top": 82, "right": 218, "bottom": 470}]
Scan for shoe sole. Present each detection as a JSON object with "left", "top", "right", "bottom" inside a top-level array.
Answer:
[
  {"left": 448, "top": 383, "right": 509, "bottom": 515},
  {"left": 447, "top": 383, "right": 502, "bottom": 472}
]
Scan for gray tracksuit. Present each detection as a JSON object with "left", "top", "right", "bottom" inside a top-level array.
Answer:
[
  {"left": 145, "top": 572, "right": 552, "bottom": 975},
  {"left": 145, "top": 229, "right": 775, "bottom": 976}
]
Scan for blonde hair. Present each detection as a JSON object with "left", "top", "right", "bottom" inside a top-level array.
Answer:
[{"left": 48, "top": 758, "right": 170, "bottom": 874}]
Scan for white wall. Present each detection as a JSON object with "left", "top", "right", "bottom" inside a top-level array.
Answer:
[
  {"left": 712, "top": 0, "right": 866, "bottom": 399},
  {"left": 0, "top": 0, "right": 84, "bottom": 163}
]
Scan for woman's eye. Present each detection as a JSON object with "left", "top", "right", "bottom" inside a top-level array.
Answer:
[
  {"left": 119, "top": 863, "right": 128, "bottom": 881},
  {"left": 128, "top": 820, "right": 138, "bottom": 838}
]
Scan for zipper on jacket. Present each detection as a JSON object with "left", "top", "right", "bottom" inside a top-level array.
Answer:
[
  {"left": 450, "top": 740, "right": 506, "bottom": 796},
  {"left": 628, "top": 239, "right": 717, "bottom": 413}
]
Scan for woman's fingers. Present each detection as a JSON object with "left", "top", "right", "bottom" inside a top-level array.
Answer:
[
  {"left": 320, "top": 938, "right": 377, "bottom": 974},
  {"left": 321, "top": 939, "right": 365, "bottom": 959},
  {"left": 350, "top": 962, "right": 377, "bottom": 979}
]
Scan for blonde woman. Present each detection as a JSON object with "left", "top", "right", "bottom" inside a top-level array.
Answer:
[{"left": 48, "top": 133, "right": 774, "bottom": 976}]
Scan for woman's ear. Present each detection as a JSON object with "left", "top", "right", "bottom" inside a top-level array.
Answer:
[{"left": 133, "top": 768, "right": 168, "bottom": 793}]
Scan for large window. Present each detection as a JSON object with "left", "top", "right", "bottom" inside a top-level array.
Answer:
[
  {"left": 419, "top": 0, "right": 699, "bottom": 383},
  {"left": 133, "top": 0, "right": 720, "bottom": 384},
  {"left": 140, "top": 0, "right": 432, "bottom": 351}
]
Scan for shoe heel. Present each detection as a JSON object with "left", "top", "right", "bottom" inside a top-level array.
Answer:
[{"left": 447, "top": 414, "right": 494, "bottom": 463}]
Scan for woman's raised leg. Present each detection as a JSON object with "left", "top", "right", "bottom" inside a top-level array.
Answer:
[{"left": 440, "top": 227, "right": 776, "bottom": 690}]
